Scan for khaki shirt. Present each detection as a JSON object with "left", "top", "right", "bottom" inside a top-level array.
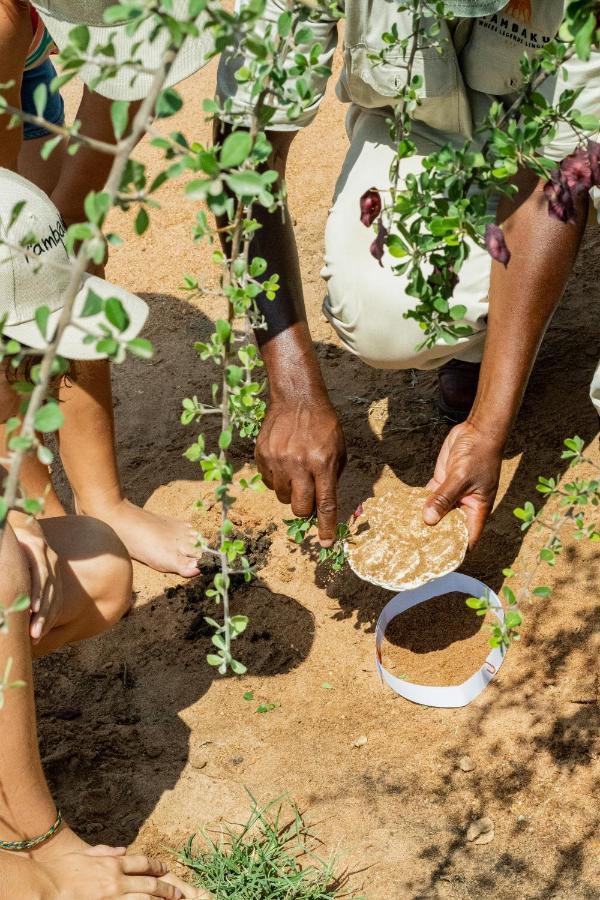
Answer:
[{"left": 217, "top": 0, "right": 599, "bottom": 161}]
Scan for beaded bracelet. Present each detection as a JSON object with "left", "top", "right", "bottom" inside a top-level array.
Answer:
[{"left": 0, "top": 808, "right": 63, "bottom": 852}]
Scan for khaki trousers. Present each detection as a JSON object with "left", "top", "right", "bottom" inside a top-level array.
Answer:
[{"left": 321, "top": 107, "right": 600, "bottom": 414}]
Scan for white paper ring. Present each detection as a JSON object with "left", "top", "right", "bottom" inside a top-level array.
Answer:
[{"left": 375, "top": 572, "right": 506, "bottom": 708}]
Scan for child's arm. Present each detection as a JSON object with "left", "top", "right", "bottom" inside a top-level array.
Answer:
[
  {"left": 0, "top": 0, "right": 34, "bottom": 169},
  {"left": 9, "top": 509, "right": 59, "bottom": 643}
]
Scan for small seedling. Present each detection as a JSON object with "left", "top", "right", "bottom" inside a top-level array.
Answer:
[
  {"left": 285, "top": 516, "right": 351, "bottom": 573},
  {"left": 256, "top": 701, "right": 279, "bottom": 714},
  {"left": 243, "top": 690, "right": 254, "bottom": 701}
]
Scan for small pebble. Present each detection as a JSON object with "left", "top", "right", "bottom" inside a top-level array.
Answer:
[
  {"left": 466, "top": 817, "right": 495, "bottom": 845},
  {"left": 458, "top": 756, "right": 475, "bottom": 772},
  {"left": 352, "top": 736, "right": 368, "bottom": 748}
]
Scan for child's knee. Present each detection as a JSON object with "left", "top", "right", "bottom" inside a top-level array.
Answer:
[{"left": 81, "top": 519, "right": 133, "bottom": 629}]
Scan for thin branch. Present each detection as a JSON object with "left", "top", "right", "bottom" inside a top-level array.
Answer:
[{"left": 0, "top": 101, "right": 118, "bottom": 156}]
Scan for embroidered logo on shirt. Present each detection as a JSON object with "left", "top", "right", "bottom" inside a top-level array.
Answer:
[
  {"left": 504, "top": 0, "right": 532, "bottom": 25},
  {"left": 478, "top": 2, "right": 554, "bottom": 50}
]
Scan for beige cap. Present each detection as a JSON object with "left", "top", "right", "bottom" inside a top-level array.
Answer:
[
  {"left": 0, "top": 168, "right": 148, "bottom": 360},
  {"left": 31, "top": 0, "right": 213, "bottom": 100}
]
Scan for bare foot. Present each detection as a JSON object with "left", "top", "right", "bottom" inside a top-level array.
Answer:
[
  {"left": 14, "top": 825, "right": 210, "bottom": 899},
  {"left": 79, "top": 498, "right": 201, "bottom": 578}
]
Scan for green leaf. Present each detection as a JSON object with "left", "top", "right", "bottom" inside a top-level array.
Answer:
[
  {"left": 41, "top": 135, "right": 62, "bottom": 160},
  {"left": 573, "top": 112, "right": 600, "bottom": 132},
  {"left": 206, "top": 654, "right": 223, "bottom": 667},
  {"left": 224, "top": 171, "right": 265, "bottom": 197},
  {"left": 34, "top": 305, "right": 50, "bottom": 339},
  {"left": 278, "top": 10, "right": 292, "bottom": 36},
  {"left": 230, "top": 658, "right": 247, "bottom": 675},
  {"left": 230, "top": 615, "right": 248, "bottom": 634},
  {"left": 134, "top": 207, "right": 149, "bottom": 236},
  {"left": 127, "top": 338, "right": 153, "bottom": 359},
  {"left": 532, "top": 586, "right": 552, "bottom": 598},
  {"left": 243, "top": 691, "right": 254, "bottom": 701},
  {"left": 250, "top": 257, "right": 267, "bottom": 277},
  {"left": 67, "top": 23, "right": 90, "bottom": 51},
  {"left": 215, "top": 319, "right": 231, "bottom": 343},
  {"left": 505, "top": 610, "right": 522, "bottom": 630},
  {"left": 95, "top": 337, "right": 119, "bottom": 357},
  {"left": 0, "top": 497, "right": 8, "bottom": 522},
  {"left": 37, "top": 444, "right": 54, "bottom": 466},
  {"left": 34, "top": 403, "right": 64, "bottom": 433},
  {"left": 218, "top": 429, "right": 232, "bottom": 450},
  {"left": 111, "top": 99, "right": 129, "bottom": 140},
  {"left": 32, "top": 83, "right": 48, "bottom": 118},
  {"left": 10, "top": 594, "right": 31, "bottom": 613},
  {"left": 502, "top": 586, "right": 516, "bottom": 606},
  {"left": 466, "top": 596, "right": 487, "bottom": 610},
  {"left": 8, "top": 200, "right": 26, "bottom": 230},
  {"left": 387, "top": 234, "right": 409, "bottom": 258},
  {"left": 449, "top": 304, "right": 467, "bottom": 321},
  {"left": 219, "top": 131, "right": 252, "bottom": 169},
  {"left": 80, "top": 289, "right": 103, "bottom": 318},
  {"left": 104, "top": 297, "right": 130, "bottom": 332},
  {"left": 155, "top": 87, "right": 183, "bottom": 119}
]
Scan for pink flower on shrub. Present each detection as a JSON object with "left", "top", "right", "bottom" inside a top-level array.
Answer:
[
  {"left": 587, "top": 140, "right": 600, "bottom": 184},
  {"left": 544, "top": 140, "right": 600, "bottom": 224},
  {"left": 353, "top": 503, "right": 364, "bottom": 520},
  {"left": 370, "top": 218, "right": 388, "bottom": 267},
  {"left": 484, "top": 223, "right": 511, "bottom": 267},
  {"left": 544, "top": 174, "right": 577, "bottom": 224},
  {"left": 559, "top": 148, "right": 592, "bottom": 193},
  {"left": 360, "top": 188, "right": 382, "bottom": 227}
]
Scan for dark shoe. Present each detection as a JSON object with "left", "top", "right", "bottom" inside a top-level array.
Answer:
[{"left": 438, "top": 359, "right": 481, "bottom": 423}]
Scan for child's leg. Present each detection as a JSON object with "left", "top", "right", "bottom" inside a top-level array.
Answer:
[
  {"left": 17, "top": 60, "right": 67, "bottom": 195},
  {"left": 0, "top": 517, "right": 131, "bottom": 843},
  {"left": 0, "top": 524, "right": 57, "bottom": 844},
  {"left": 58, "top": 362, "right": 201, "bottom": 578},
  {"left": 0, "top": 521, "right": 205, "bottom": 898},
  {"left": 33, "top": 515, "right": 133, "bottom": 657}
]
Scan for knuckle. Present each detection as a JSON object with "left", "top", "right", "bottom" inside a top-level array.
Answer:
[
  {"left": 317, "top": 497, "right": 336, "bottom": 515},
  {"left": 432, "top": 492, "right": 453, "bottom": 513}
]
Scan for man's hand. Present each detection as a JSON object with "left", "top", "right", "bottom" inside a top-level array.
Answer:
[
  {"left": 423, "top": 422, "right": 503, "bottom": 549},
  {"left": 12, "top": 517, "right": 61, "bottom": 643},
  {"left": 255, "top": 393, "right": 346, "bottom": 546}
]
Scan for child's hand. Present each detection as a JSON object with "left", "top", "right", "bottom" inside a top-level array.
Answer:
[{"left": 12, "top": 516, "right": 61, "bottom": 643}]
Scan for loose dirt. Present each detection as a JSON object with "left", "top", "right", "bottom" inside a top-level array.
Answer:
[{"left": 36, "top": 41, "right": 599, "bottom": 900}]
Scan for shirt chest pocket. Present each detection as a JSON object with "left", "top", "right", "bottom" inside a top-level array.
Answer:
[
  {"left": 460, "top": 1, "right": 565, "bottom": 96},
  {"left": 344, "top": 42, "right": 457, "bottom": 107}
]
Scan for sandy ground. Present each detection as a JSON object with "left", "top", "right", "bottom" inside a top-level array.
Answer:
[{"left": 35, "top": 41, "right": 600, "bottom": 900}]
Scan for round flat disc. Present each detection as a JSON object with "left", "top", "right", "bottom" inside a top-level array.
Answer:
[{"left": 347, "top": 485, "right": 469, "bottom": 591}]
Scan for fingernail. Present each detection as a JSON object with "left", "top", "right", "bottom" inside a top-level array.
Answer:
[
  {"left": 422, "top": 507, "right": 439, "bottom": 525},
  {"left": 31, "top": 622, "right": 42, "bottom": 640}
]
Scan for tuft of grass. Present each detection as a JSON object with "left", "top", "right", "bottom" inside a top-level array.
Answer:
[{"left": 177, "top": 795, "right": 364, "bottom": 899}]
